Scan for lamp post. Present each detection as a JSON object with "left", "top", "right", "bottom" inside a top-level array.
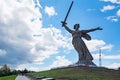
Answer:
[{"left": 99, "top": 48, "right": 102, "bottom": 67}]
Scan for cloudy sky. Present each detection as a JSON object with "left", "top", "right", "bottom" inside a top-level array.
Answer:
[{"left": 0, "top": 0, "right": 120, "bottom": 71}]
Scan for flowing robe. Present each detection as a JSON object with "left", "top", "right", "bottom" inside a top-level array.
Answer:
[{"left": 72, "top": 30, "right": 93, "bottom": 61}]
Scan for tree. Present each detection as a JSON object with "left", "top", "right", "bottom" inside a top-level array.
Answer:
[
  {"left": 23, "top": 68, "right": 29, "bottom": 73},
  {"left": 118, "top": 67, "right": 120, "bottom": 70}
]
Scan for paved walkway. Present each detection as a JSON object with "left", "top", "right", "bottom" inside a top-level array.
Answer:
[{"left": 15, "top": 75, "right": 31, "bottom": 80}]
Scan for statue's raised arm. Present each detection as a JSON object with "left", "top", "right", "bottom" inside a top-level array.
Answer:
[{"left": 62, "top": 22, "right": 73, "bottom": 33}]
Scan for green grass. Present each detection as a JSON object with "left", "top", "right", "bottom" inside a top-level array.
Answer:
[
  {"left": 0, "top": 75, "right": 16, "bottom": 80},
  {"left": 30, "top": 66, "right": 120, "bottom": 80}
]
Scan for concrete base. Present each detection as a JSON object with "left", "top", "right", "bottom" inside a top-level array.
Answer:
[
  {"left": 51, "top": 60, "right": 97, "bottom": 70},
  {"left": 69, "top": 60, "right": 97, "bottom": 67}
]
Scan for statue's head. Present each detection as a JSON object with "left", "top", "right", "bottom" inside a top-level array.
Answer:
[{"left": 74, "top": 24, "right": 80, "bottom": 30}]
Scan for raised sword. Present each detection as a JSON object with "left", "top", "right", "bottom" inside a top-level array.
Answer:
[{"left": 61, "top": 1, "right": 74, "bottom": 27}]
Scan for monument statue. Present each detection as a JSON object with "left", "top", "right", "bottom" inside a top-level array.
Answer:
[
  {"left": 62, "top": 23, "right": 102, "bottom": 66},
  {"left": 61, "top": 1, "right": 103, "bottom": 66}
]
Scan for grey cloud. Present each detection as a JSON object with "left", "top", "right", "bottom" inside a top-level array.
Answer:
[
  {"left": 0, "top": 0, "right": 40, "bottom": 66},
  {"left": 0, "top": 0, "right": 72, "bottom": 70}
]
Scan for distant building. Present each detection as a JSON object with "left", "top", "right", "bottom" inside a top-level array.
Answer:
[{"left": 0, "top": 64, "right": 10, "bottom": 71}]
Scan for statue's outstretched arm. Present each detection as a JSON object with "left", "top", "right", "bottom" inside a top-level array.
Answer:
[{"left": 82, "top": 27, "right": 103, "bottom": 33}]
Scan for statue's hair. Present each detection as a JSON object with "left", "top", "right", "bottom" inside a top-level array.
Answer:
[{"left": 74, "top": 24, "right": 80, "bottom": 29}]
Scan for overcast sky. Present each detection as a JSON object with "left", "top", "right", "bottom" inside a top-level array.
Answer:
[{"left": 0, "top": 0, "right": 120, "bottom": 71}]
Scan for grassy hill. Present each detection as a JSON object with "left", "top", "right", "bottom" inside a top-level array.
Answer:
[
  {"left": 30, "top": 66, "right": 120, "bottom": 80},
  {"left": 0, "top": 75, "right": 16, "bottom": 80}
]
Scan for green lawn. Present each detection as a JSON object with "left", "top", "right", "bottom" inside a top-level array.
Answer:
[
  {"left": 0, "top": 75, "right": 16, "bottom": 80},
  {"left": 29, "top": 66, "right": 120, "bottom": 80}
]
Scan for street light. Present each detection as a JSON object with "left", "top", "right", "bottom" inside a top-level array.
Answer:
[{"left": 99, "top": 47, "right": 102, "bottom": 67}]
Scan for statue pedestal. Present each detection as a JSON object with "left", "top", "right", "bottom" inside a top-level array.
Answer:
[{"left": 69, "top": 60, "right": 97, "bottom": 67}]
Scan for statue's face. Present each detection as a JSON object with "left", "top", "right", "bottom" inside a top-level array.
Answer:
[{"left": 74, "top": 24, "right": 79, "bottom": 30}]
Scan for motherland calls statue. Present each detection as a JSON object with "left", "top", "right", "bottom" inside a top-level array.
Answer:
[
  {"left": 61, "top": 1, "right": 103, "bottom": 66},
  {"left": 62, "top": 23, "right": 103, "bottom": 66}
]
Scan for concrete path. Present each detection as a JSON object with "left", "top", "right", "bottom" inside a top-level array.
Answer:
[{"left": 15, "top": 75, "right": 31, "bottom": 80}]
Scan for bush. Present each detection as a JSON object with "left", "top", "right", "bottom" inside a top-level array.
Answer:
[{"left": 118, "top": 67, "right": 120, "bottom": 70}]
